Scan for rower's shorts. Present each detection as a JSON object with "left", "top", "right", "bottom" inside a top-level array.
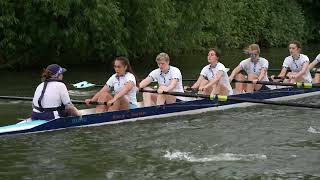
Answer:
[{"left": 129, "top": 103, "right": 138, "bottom": 109}]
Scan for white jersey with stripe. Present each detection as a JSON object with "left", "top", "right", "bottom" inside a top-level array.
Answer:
[
  {"left": 148, "top": 66, "right": 184, "bottom": 93},
  {"left": 239, "top": 57, "right": 269, "bottom": 81},
  {"left": 32, "top": 81, "right": 72, "bottom": 112},
  {"left": 282, "top": 54, "right": 312, "bottom": 82},
  {"left": 106, "top": 72, "right": 138, "bottom": 105},
  {"left": 200, "top": 63, "right": 233, "bottom": 95}
]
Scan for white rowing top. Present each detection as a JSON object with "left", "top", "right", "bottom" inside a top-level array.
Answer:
[
  {"left": 316, "top": 53, "right": 320, "bottom": 62},
  {"left": 282, "top": 54, "right": 312, "bottom": 82},
  {"left": 200, "top": 62, "right": 233, "bottom": 95},
  {"left": 32, "top": 81, "right": 72, "bottom": 112},
  {"left": 148, "top": 66, "right": 184, "bottom": 92},
  {"left": 106, "top": 72, "right": 138, "bottom": 105},
  {"left": 239, "top": 57, "right": 269, "bottom": 81}
]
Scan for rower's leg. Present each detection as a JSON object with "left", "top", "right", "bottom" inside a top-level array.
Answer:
[
  {"left": 234, "top": 73, "right": 246, "bottom": 94},
  {"left": 286, "top": 72, "right": 305, "bottom": 83},
  {"left": 96, "top": 92, "right": 113, "bottom": 113},
  {"left": 247, "top": 74, "right": 262, "bottom": 92},
  {"left": 108, "top": 96, "right": 129, "bottom": 111},
  {"left": 210, "top": 83, "right": 219, "bottom": 95},
  {"left": 198, "top": 79, "right": 209, "bottom": 94},
  {"left": 157, "top": 94, "right": 176, "bottom": 105},
  {"left": 314, "top": 70, "right": 320, "bottom": 83},
  {"left": 216, "top": 83, "right": 230, "bottom": 96},
  {"left": 142, "top": 87, "right": 157, "bottom": 107}
]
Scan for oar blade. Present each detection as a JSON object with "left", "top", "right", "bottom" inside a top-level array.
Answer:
[{"left": 72, "top": 81, "right": 96, "bottom": 89}]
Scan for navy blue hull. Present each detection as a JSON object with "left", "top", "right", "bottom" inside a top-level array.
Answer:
[{"left": 1, "top": 87, "right": 319, "bottom": 136}]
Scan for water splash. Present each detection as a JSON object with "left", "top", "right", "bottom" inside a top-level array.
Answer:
[
  {"left": 308, "top": 127, "right": 320, "bottom": 134},
  {"left": 164, "top": 151, "right": 267, "bottom": 162}
]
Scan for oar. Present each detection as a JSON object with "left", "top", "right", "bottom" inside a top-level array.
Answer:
[
  {"left": 232, "top": 80, "right": 320, "bottom": 88},
  {"left": 139, "top": 89, "right": 320, "bottom": 109},
  {"left": 72, "top": 68, "right": 232, "bottom": 89},
  {"left": 0, "top": 95, "right": 107, "bottom": 105},
  {"left": 266, "top": 68, "right": 320, "bottom": 74},
  {"left": 72, "top": 81, "right": 104, "bottom": 89},
  {"left": 72, "top": 79, "right": 199, "bottom": 89}
]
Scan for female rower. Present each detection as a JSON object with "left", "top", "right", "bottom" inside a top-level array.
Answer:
[
  {"left": 229, "top": 44, "right": 269, "bottom": 93},
  {"left": 191, "top": 48, "right": 233, "bottom": 96},
  {"left": 272, "top": 41, "right": 312, "bottom": 83},
  {"left": 32, "top": 64, "right": 81, "bottom": 120},
  {"left": 308, "top": 53, "right": 320, "bottom": 83},
  {"left": 139, "top": 52, "right": 184, "bottom": 106},
  {"left": 85, "top": 57, "right": 138, "bottom": 112}
]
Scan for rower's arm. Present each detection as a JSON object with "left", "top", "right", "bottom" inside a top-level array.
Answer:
[
  {"left": 309, "top": 60, "right": 318, "bottom": 70},
  {"left": 112, "top": 81, "right": 134, "bottom": 102},
  {"left": 139, "top": 77, "right": 153, "bottom": 88},
  {"left": 191, "top": 76, "right": 204, "bottom": 89},
  {"left": 258, "top": 68, "right": 267, "bottom": 81},
  {"left": 206, "top": 70, "right": 223, "bottom": 87},
  {"left": 295, "top": 62, "right": 309, "bottom": 79},
  {"left": 66, "top": 105, "right": 81, "bottom": 116},
  {"left": 229, "top": 65, "right": 241, "bottom": 81},
  {"left": 166, "top": 79, "right": 178, "bottom": 92},
  {"left": 278, "top": 67, "right": 287, "bottom": 78}
]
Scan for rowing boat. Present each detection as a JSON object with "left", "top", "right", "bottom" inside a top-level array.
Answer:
[{"left": 1, "top": 86, "right": 320, "bottom": 136}]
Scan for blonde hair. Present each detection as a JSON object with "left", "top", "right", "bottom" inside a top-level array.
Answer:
[
  {"left": 155, "top": 52, "right": 170, "bottom": 62},
  {"left": 246, "top": 44, "right": 260, "bottom": 54}
]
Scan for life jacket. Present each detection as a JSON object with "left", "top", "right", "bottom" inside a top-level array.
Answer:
[{"left": 31, "top": 79, "right": 66, "bottom": 120}]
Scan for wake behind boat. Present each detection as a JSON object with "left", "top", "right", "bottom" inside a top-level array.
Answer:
[{"left": 1, "top": 86, "right": 320, "bottom": 136}]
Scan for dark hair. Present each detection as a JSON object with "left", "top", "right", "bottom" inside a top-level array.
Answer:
[
  {"left": 113, "top": 56, "right": 139, "bottom": 86},
  {"left": 208, "top": 48, "right": 221, "bottom": 58},
  {"left": 288, "top": 40, "right": 302, "bottom": 49},
  {"left": 41, "top": 69, "right": 54, "bottom": 81}
]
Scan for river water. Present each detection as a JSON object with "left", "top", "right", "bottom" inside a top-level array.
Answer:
[{"left": 0, "top": 46, "right": 320, "bottom": 179}]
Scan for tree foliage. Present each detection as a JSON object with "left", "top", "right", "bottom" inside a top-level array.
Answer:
[{"left": 0, "top": 0, "right": 319, "bottom": 68}]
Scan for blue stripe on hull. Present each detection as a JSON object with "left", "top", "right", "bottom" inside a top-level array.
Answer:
[
  {"left": 0, "top": 120, "right": 47, "bottom": 134},
  {"left": 1, "top": 87, "right": 319, "bottom": 136}
]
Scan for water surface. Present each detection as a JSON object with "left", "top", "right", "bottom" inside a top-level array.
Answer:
[{"left": 0, "top": 46, "right": 320, "bottom": 179}]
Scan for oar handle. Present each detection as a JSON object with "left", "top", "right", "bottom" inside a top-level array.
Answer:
[{"left": 139, "top": 88, "right": 209, "bottom": 99}]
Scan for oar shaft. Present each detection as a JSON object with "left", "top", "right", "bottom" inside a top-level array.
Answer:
[
  {"left": 0, "top": 95, "right": 106, "bottom": 105},
  {"left": 232, "top": 79, "right": 320, "bottom": 88},
  {"left": 227, "top": 96, "right": 320, "bottom": 109},
  {"left": 139, "top": 89, "right": 320, "bottom": 109},
  {"left": 72, "top": 100, "right": 107, "bottom": 105},
  {"left": 139, "top": 89, "right": 208, "bottom": 98},
  {"left": 264, "top": 68, "right": 320, "bottom": 74},
  {"left": 0, "top": 96, "right": 33, "bottom": 101}
]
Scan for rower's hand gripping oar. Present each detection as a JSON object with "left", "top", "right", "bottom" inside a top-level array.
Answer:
[{"left": 139, "top": 89, "right": 320, "bottom": 109}]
